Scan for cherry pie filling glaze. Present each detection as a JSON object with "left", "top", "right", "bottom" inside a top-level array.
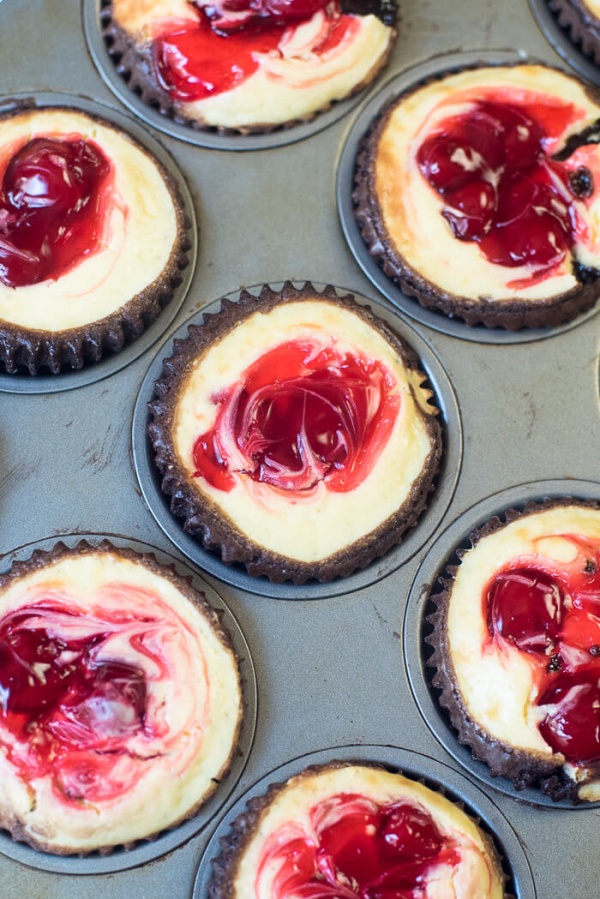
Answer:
[
  {"left": 415, "top": 94, "right": 594, "bottom": 288},
  {"left": 153, "top": 0, "right": 357, "bottom": 102},
  {"left": 485, "top": 533, "right": 600, "bottom": 767},
  {"left": 192, "top": 338, "right": 400, "bottom": 496},
  {"left": 0, "top": 135, "right": 114, "bottom": 288}
]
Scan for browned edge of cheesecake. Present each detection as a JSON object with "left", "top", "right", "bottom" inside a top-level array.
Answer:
[{"left": 147, "top": 280, "right": 443, "bottom": 585}]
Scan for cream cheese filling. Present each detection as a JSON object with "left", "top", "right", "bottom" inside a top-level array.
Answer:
[
  {"left": 173, "top": 301, "right": 436, "bottom": 563},
  {"left": 231, "top": 765, "right": 504, "bottom": 899},
  {"left": 375, "top": 65, "right": 600, "bottom": 303},
  {"left": 0, "top": 109, "right": 179, "bottom": 332},
  {"left": 0, "top": 550, "right": 242, "bottom": 852},
  {"left": 447, "top": 505, "right": 600, "bottom": 756}
]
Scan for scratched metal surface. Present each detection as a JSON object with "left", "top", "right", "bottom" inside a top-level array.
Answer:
[{"left": 0, "top": 0, "right": 599, "bottom": 897}]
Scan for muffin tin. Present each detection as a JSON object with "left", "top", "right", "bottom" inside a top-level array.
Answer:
[{"left": 1, "top": 0, "right": 599, "bottom": 896}]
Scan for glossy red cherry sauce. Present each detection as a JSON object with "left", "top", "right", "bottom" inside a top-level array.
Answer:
[
  {"left": 486, "top": 533, "right": 600, "bottom": 764},
  {"left": 0, "top": 599, "right": 161, "bottom": 804},
  {"left": 416, "top": 97, "right": 590, "bottom": 283},
  {"left": 192, "top": 339, "right": 399, "bottom": 494},
  {"left": 257, "top": 792, "right": 463, "bottom": 898},
  {"left": 153, "top": 0, "right": 354, "bottom": 103},
  {"left": 0, "top": 135, "right": 112, "bottom": 288}
]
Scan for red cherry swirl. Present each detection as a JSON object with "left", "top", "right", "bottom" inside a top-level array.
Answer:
[
  {"left": 0, "top": 136, "right": 112, "bottom": 287},
  {"left": 486, "top": 535, "right": 600, "bottom": 765},
  {"left": 0, "top": 598, "right": 171, "bottom": 805},
  {"left": 153, "top": 1, "right": 352, "bottom": 103},
  {"left": 192, "top": 339, "right": 400, "bottom": 494},
  {"left": 416, "top": 100, "right": 584, "bottom": 279},
  {"left": 257, "top": 792, "right": 461, "bottom": 898}
]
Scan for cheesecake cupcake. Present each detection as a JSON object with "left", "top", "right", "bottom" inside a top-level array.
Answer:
[
  {"left": 207, "top": 761, "right": 507, "bottom": 898},
  {"left": 354, "top": 62, "right": 600, "bottom": 330},
  {"left": 427, "top": 498, "right": 600, "bottom": 801},
  {"left": 101, "top": 0, "right": 397, "bottom": 133},
  {"left": 148, "top": 282, "right": 442, "bottom": 584},
  {"left": 0, "top": 540, "right": 243, "bottom": 853},
  {"left": 0, "top": 104, "right": 189, "bottom": 375}
]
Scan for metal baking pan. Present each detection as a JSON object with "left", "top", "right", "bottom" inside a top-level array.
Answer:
[{"left": 0, "top": 0, "right": 599, "bottom": 897}]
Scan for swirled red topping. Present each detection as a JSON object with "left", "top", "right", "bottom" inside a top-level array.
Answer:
[
  {"left": 0, "top": 136, "right": 113, "bottom": 287},
  {"left": 0, "top": 588, "right": 199, "bottom": 806},
  {"left": 416, "top": 97, "right": 590, "bottom": 285},
  {"left": 192, "top": 339, "right": 400, "bottom": 494},
  {"left": 256, "top": 792, "right": 462, "bottom": 898},
  {"left": 153, "top": 1, "right": 355, "bottom": 102},
  {"left": 485, "top": 532, "right": 600, "bottom": 765}
]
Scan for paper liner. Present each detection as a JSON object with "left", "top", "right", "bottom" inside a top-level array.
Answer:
[
  {"left": 147, "top": 281, "right": 443, "bottom": 585},
  {"left": 352, "top": 61, "right": 600, "bottom": 330},
  {"left": 0, "top": 538, "right": 244, "bottom": 856},
  {"left": 425, "top": 496, "right": 600, "bottom": 803}
]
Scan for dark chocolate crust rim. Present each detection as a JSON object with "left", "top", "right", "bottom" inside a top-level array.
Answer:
[
  {"left": 547, "top": 0, "right": 600, "bottom": 66},
  {"left": 98, "top": 0, "right": 397, "bottom": 138},
  {"left": 147, "top": 281, "right": 443, "bottom": 585},
  {"left": 205, "top": 759, "right": 512, "bottom": 899},
  {"left": 352, "top": 60, "right": 600, "bottom": 331},
  {"left": 0, "top": 105, "right": 191, "bottom": 377},
  {"left": 425, "top": 496, "right": 600, "bottom": 803},
  {"left": 0, "top": 537, "right": 245, "bottom": 858}
]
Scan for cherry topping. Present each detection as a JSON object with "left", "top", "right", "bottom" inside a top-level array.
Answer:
[
  {"left": 260, "top": 792, "right": 459, "bottom": 899},
  {"left": 153, "top": 0, "right": 350, "bottom": 103},
  {"left": 0, "top": 137, "right": 111, "bottom": 287},
  {"left": 192, "top": 339, "right": 399, "bottom": 494},
  {"left": 538, "top": 668, "right": 600, "bottom": 764},
  {"left": 487, "top": 567, "right": 564, "bottom": 653},
  {"left": 416, "top": 100, "right": 581, "bottom": 275},
  {"left": 485, "top": 537, "right": 600, "bottom": 765},
  {"left": 0, "top": 602, "right": 148, "bottom": 802}
]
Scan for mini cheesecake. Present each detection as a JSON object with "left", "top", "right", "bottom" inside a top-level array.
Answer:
[
  {"left": 354, "top": 63, "right": 600, "bottom": 330},
  {"left": 0, "top": 540, "right": 242, "bottom": 854},
  {"left": 208, "top": 761, "right": 507, "bottom": 899},
  {"left": 0, "top": 105, "right": 188, "bottom": 375},
  {"left": 148, "top": 283, "right": 442, "bottom": 584},
  {"left": 549, "top": 0, "right": 600, "bottom": 66},
  {"left": 103, "top": 0, "right": 397, "bottom": 133},
  {"left": 428, "top": 499, "right": 600, "bottom": 801}
]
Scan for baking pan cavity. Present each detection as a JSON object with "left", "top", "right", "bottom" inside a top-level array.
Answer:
[
  {"left": 403, "top": 478, "right": 600, "bottom": 808},
  {"left": 132, "top": 282, "right": 462, "bottom": 599},
  {"left": 336, "top": 49, "right": 600, "bottom": 343},
  {"left": 193, "top": 743, "right": 536, "bottom": 899},
  {"left": 0, "top": 533, "right": 257, "bottom": 875},
  {"left": 528, "top": 0, "right": 600, "bottom": 85},
  {"left": 83, "top": 0, "right": 393, "bottom": 151},
  {"left": 0, "top": 92, "right": 197, "bottom": 395}
]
